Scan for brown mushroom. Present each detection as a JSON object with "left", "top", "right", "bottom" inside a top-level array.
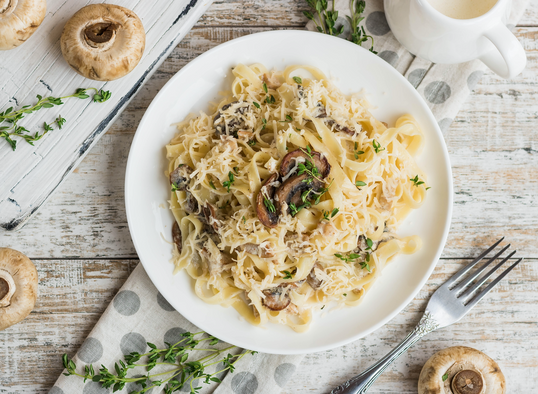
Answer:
[
  {"left": 418, "top": 346, "right": 506, "bottom": 394},
  {"left": 170, "top": 164, "right": 193, "bottom": 191},
  {"left": 306, "top": 262, "right": 324, "bottom": 290},
  {"left": 0, "top": 248, "right": 38, "bottom": 331},
  {"left": 213, "top": 101, "right": 251, "bottom": 138},
  {"left": 279, "top": 149, "right": 331, "bottom": 179},
  {"left": 201, "top": 203, "right": 219, "bottom": 233},
  {"left": 256, "top": 173, "right": 280, "bottom": 228},
  {"left": 0, "top": 0, "right": 46, "bottom": 50},
  {"left": 171, "top": 222, "right": 182, "bottom": 254},
  {"left": 311, "top": 103, "right": 356, "bottom": 136},
  {"left": 262, "top": 285, "right": 291, "bottom": 311},
  {"left": 60, "top": 4, "right": 145, "bottom": 81},
  {"left": 274, "top": 173, "right": 314, "bottom": 214}
]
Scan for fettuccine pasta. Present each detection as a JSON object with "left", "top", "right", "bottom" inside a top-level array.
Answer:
[{"left": 165, "top": 63, "right": 428, "bottom": 332}]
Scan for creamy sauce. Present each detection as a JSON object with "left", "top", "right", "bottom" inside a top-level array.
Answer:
[{"left": 426, "top": 0, "right": 498, "bottom": 19}]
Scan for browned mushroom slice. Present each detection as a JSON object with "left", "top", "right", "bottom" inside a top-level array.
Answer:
[
  {"left": 262, "top": 285, "right": 291, "bottom": 311},
  {"left": 275, "top": 173, "right": 314, "bottom": 215},
  {"left": 170, "top": 164, "right": 193, "bottom": 190},
  {"left": 256, "top": 173, "right": 280, "bottom": 227},
  {"left": 213, "top": 101, "right": 250, "bottom": 138},
  {"left": 279, "top": 149, "right": 331, "bottom": 178},
  {"left": 201, "top": 203, "right": 219, "bottom": 233},
  {"left": 184, "top": 193, "right": 199, "bottom": 215},
  {"left": 326, "top": 119, "right": 355, "bottom": 136},
  {"left": 307, "top": 262, "right": 324, "bottom": 290},
  {"left": 171, "top": 222, "right": 182, "bottom": 253},
  {"left": 314, "top": 102, "right": 327, "bottom": 118}
]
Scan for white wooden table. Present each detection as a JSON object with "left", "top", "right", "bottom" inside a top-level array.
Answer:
[{"left": 1, "top": 1, "right": 538, "bottom": 393}]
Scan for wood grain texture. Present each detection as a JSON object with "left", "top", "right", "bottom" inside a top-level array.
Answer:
[
  {"left": 0, "top": 259, "right": 536, "bottom": 393},
  {"left": 2, "top": 26, "right": 538, "bottom": 259},
  {"left": 1, "top": 2, "right": 537, "bottom": 394},
  {"left": 0, "top": 0, "right": 212, "bottom": 231}
]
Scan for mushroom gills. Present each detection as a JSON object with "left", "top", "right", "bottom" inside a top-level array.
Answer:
[
  {"left": 306, "top": 262, "right": 324, "bottom": 290},
  {"left": 262, "top": 285, "right": 291, "bottom": 311},
  {"left": 213, "top": 101, "right": 251, "bottom": 138}
]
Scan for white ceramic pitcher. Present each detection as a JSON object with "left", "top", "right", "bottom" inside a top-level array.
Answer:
[{"left": 384, "top": 0, "right": 526, "bottom": 79}]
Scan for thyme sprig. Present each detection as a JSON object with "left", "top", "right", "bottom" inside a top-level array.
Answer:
[
  {"left": 410, "top": 175, "right": 424, "bottom": 187},
  {"left": 303, "top": 0, "right": 376, "bottom": 53},
  {"left": 62, "top": 332, "right": 256, "bottom": 394},
  {"left": 222, "top": 171, "right": 235, "bottom": 193},
  {"left": 0, "top": 88, "right": 111, "bottom": 151}
]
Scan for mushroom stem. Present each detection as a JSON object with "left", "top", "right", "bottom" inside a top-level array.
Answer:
[
  {"left": 0, "top": 269, "right": 16, "bottom": 308},
  {"left": 84, "top": 22, "right": 118, "bottom": 47},
  {"left": 452, "top": 369, "right": 485, "bottom": 394}
]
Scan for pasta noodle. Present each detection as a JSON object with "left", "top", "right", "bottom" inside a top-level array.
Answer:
[{"left": 165, "top": 64, "right": 428, "bottom": 332}]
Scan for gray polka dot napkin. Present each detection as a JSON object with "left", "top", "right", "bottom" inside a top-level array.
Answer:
[
  {"left": 51, "top": 2, "right": 529, "bottom": 393},
  {"left": 51, "top": 264, "right": 303, "bottom": 394},
  {"left": 307, "top": 0, "right": 529, "bottom": 134}
]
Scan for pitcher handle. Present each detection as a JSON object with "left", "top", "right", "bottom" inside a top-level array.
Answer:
[{"left": 480, "top": 22, "right": 526, "bottom": 79}]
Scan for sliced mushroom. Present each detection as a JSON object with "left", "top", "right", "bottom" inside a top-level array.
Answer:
[
  {"left": 275, "top": 173, "right": 313, "bottom": 214},
  {"left": 171, "top": 222, "right": 182, "bottom": 254},
  {"left": 201, "top": 203, "right": 220, "bottom": 233},
  {"left": 279, "top": 149, "right": 331, "bottom": 179},
  {"left": 262, "top": 285, "right": 291, "bottom": 311},
  {"left": 0, "top": 248, "right": 38, "bottom": 331},
  {"left": 0, "top": 0, "right": 46, "bottom": 50},
  {"left": 256, "top": 173, "right": 280, "bottom": 228},
  {"left": 312, "top": 103, "right": 356, "bottom": 136},
  {"left": 306, "top": 262, "right": 324, "bottom": 290},
  {"left": 60, "top": 4, "right": 145, "bottom": 81},
  {"left": 200, "top": 239, "right": 231, "bottom": 277},
  {"left": 170, "top": 164, "right": 193, "bottom": 191},
  {"left": 213, "top": 101, "right": 251, "bottom": 138},
  {"left": 418, "top": 346, "right": 505, "bottom": 394},
  {"left": 240, "top": 243, "right": 275, "bottom": 258}
]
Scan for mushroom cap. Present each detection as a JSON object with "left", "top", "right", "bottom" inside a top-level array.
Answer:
[
  {"left": 60, "top": 4, "right": 145, "bottom": 81},
  {"left": 418, "top": 346, "right": 506, "bottom": 394},
  {"left": 0, "top": 0, "right": 46, "bottom": 50},
  {"left": 0, "top": 247, "right": 38, "bottom": 331}
]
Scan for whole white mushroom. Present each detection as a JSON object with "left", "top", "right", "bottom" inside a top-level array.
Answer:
[
  {"left": 0, "top": 247, "right": 38, "bottom": 331},
  {"left": 0, "top": 0, "right": 46, "bottom": 50},
  {"left": 60, "top": 4, "right": 145, "bottom": 81},
  {"left": 418, "top": 346, "right": 506, "bottom": 394}
]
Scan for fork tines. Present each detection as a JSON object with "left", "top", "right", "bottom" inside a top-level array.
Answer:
[{"left": 446, "top": 238, "right": 522, "bottom": 308}]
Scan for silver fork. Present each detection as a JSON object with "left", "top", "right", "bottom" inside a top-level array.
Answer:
[{"left": 331, "top": 238, "right": 522, "bottom": 394}]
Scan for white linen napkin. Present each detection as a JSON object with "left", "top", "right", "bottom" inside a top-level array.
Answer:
[{"left": 51, "top": 1, "right": 529, "bottom": 393}]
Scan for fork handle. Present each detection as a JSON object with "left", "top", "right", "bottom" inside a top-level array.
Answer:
[{"left": 330, "top": 312, "right": 440, "bottom": 394}]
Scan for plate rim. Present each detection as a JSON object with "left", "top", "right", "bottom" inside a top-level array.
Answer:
[{"left": 125, "top": 29, "right": 454, "bottom": 355}]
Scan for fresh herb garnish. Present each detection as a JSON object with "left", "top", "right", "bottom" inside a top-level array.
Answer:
[
  {"left": 442, "top": 372, "right": 449, "bottom": 382},
  {"left": 354, "top": 142, "right": 364, "bottom": 159},
  {"left": 222, "top": 171, "right": 235, "bottom": 192},
  {"left": 0, "top": 88, "right": 111, "bottom": 151},
  {"left": 365, "top": 238, "right": 373, "bottom": 250},
  {"left": 410, "top": 175, "right": 425, "bottom": 187},
  {"left": 279, "top": 115, "right": 293, "bottom": 123},
  {"left": 283, "top": 270, "right": 293, "bottom": 279},
  {"left": 242, "top": 216, "right": 246, "bottom": 224},
  {"left": 248, "top": 139, "right": 256, "bottom": 146},
  {"left": 252, "top": 101, "right": 261, "bottom": 109},
  {"left": 264, "top": 194, "right": 276, "bottom": 213},
  {"left": 289, "top": 202, "right": 311, "bottom": 216},
  {"left": 334, "top": 253, "right": 361, "bottom": 263},
  {"left": 171, "top": 183, "right": 179, "bottom": 192},
  {"left": 343, "top": 293, "right": 347, "bottom": 296},
  {"left": 292, "top": 76, "right": 303, "bottom": 84},
  {"left": 372, "top": 139, "right": 385, "bottom": 153},
  {"left": 322, "top": 207, "right": 339, "bottom": 221},
  {"left": 262, "top": 118, "right": 267, "bottom": 130},
  {"left": 265, "top": 95, "right": 275, "bottom": 104},
  {"left": 303, "top": 0, "right": 376, "bottom": 53},
  {"left": 218, "top": 200, "right": 231, "bottom": 210},
  {"left": 209, "top": 180, "right": 216, "bottom": 190},
  {"left": 360, "top": 261, "right": 371, "bottom": 272},
  {"left": 56, "top": 115, "right": 66, "bottom": 129},
  {"left": 348, "top": 0, "right": 377, "bottom": 53},
  {"left": 233, "top": 166, "right": 239, "bottom": 174},
  {"left": 62, "top": 331, "right": 256, "bottom": 394},
  {"left": 355, "top": 180, "right": 367, "bottom": 188},
  {"left": 262, "top": 82, "right": 268, "bottom": 93}
]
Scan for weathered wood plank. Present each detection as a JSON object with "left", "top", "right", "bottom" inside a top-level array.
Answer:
[
  {"left": 2, "top": 27, "right": 538, "bottom": 259},
  {"left": 0, "top": 259, "right": 536, "bottom": 393},
  {"left": 196, "top": 0, "right": 538, "bottom": 27}
]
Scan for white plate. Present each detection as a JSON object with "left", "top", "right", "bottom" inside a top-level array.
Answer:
[{"left": 125, "top": 30, "right": 453, "bottom": 355}]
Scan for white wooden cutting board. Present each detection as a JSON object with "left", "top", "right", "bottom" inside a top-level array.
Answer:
[{"left": 0, "top": 0, "right": 212, "bottom": 231}]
